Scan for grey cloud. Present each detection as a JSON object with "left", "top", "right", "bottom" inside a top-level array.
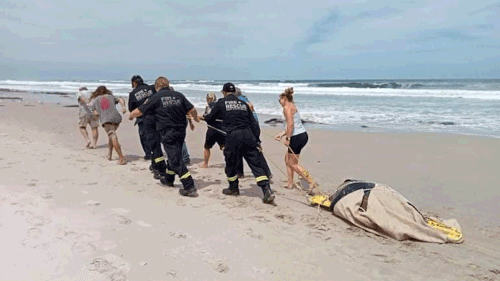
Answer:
[
  {"left": 476, "top": 44, "right": 500, "bottom": 49},
  {"left": 293, "top": 4, "right": 403, "bottom": 53},
  {"left": 468, "top": 2, "right": 500, "bottom": 16},
  {"left": 355, "top": 6, "right": 402, "bottom": 19},
  {"left": 413, "top": 29, "right": 478, "bottom": 42},
  {"left": 293, "top": 9, "right": 341, "bottom": 50}
]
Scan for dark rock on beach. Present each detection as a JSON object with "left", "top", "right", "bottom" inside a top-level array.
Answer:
[
  {"left": 36, "top": 92, "right": 71, "bottom": 96},
  {"left": 64, "top": 105, "right": 79, "bottom": 108},
  {"left": 264, "top": 118, "right": 285, "bottom": 124},
  {"left": 0, "top": 88, "right": 27, "bottom": 93},
  {"left": 0, "top": 96, "right": 23, "bottom": 101},
  {"left": 264, "top": 118, "right": 324, "bottom": 125},
  {"left": 418, "top": 121, "right": 456, "bottom": 126}
]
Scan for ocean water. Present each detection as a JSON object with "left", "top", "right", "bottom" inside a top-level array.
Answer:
[{"left": 1, "top": 79, "right": 500, "bottom": 138}]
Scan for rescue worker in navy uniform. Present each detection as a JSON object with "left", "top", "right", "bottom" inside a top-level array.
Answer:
[
  {"left": 128, "top": 75, "right": 167, "bottom": 179},
  {"left": 129, "top": 76, "right": 199, "bottom": 197},
  {"left": 204, "top": 82, "right": 275, "bottom": 204},
  {"left": 128, "top": 75, "right": 154, "bottom": 160}
]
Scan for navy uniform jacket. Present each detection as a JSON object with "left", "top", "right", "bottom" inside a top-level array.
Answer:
[{"left": 204, "top": 94, "right": 260, "bottom": 141}]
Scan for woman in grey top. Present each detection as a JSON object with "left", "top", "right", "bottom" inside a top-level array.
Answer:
[
  {"left": 89, "top": 86, "right": 127, "bottom": 165},
  {"left": 77, "top": 86, "right": 99, "bottom": 148}
]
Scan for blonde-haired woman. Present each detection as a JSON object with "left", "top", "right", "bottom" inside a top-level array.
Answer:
[
  {"left": 200, "top": 92, "right": 225, "bottom": 168},
  {"left": 275, "top": 87, "right": 313, "bottom": 190}
]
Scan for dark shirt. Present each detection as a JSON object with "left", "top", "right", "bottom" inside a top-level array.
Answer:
[
  {"left": 204, "top": 94, "right": 260, "bottom": 139},
  {"left": 204, "top": 102, "right": 224, "bottom": 129},
  {"left": 128, "top": 83, "right": 156, "bottom": 112},
  {"left": 138, "top": 87, "right": 194, "bottom": 131}
]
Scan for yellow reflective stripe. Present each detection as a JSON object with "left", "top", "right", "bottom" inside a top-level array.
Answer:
[
  {"left": 180, "top": 172, "right": 191, "bottom": 179},
  {"left": 166, "top": 170, "right": 176, "bottom": 175},
  {"left": 227, "top": 176, "right": 238, "bottom": 182},
  {"left": 154, "top": 156, "right": 165, "bottom": 163},
  {"left": 255, "top": 176, "right": 269, "bottom": 182}
]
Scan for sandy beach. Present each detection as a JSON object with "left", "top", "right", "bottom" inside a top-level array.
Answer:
[{"left": 1, "top": 93, "right": 499, "bottom": 280}]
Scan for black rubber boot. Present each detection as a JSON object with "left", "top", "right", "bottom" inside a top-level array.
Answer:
[
  {"left": 259, "top": 180, "right": 275, "bottom": 204},
  {"left": 222, "top": 179, "right": 240, "bottom": 196},
  {"left": 179, "top": 188, "right": 198, "bottom": 197},
  {"left": 179, "top": 176, "right": 198, "bottom": 197},
  {"left": 160, "top": 173, "right": 175, "bottom": 187}
]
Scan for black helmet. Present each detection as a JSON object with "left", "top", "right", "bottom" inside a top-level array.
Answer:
[{"left": 131, "top": 75, "right": 143, "bottom": 84}]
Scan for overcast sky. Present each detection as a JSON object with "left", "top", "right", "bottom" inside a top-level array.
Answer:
[{"left": 0, "top": 0, "right": 499, "bottom": 80}]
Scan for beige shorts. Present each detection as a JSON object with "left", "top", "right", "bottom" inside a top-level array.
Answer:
[
  {"left": 103, "top": 123, "right": 120, "bottom": 138},
  {"left": 79, "top": 117, "right": 99, "bottom": 128}
]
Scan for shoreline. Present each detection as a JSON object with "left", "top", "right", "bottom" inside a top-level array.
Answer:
[{"left": 3, "top": 89, "right": 500, "bottom": 140}]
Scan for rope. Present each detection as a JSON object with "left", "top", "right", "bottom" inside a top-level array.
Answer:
[
  {"left": 199, "top": 120, "right": 324, "bottom": 197},
  {"left": 259, "top": 130, "right": 324, "bottom": 196}
]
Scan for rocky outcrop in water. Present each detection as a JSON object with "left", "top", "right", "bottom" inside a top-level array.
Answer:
[{"left": 418, "top": 121, "right": 456, "bottom": 126}]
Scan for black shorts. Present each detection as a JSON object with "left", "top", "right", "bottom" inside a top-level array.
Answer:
[
  {"left": 288, "top": 132, "right": 308, "bottom": 155},
  {"left": 204, "top": 128, "right": 226, "bottom": 149}
]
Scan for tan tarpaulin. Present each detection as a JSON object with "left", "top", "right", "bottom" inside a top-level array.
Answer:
[{"left": 330, "top": 181, "right": 463, "bottom": 243}]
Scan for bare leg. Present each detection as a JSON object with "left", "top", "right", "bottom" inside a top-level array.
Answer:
[
  {"left": 107, "top": 137, "right": 113, "bottom": 160},
  {"left": 200, "top": 148, "right": 210, "bottom": 168},
  {"left": 91, "top": 127, "right": 98, "bottom": 149},
  {"left": 284, "top": 153, "right": 295, "bottom": 189},
  {"left": 79, "top": 127, "right": 91, "bottom": 148},
  {"left": 287, "top": 153, "right": 316, "bottom": 193},
  {"left": 111, "top": 136, "right": 126, "bottom": 165}
]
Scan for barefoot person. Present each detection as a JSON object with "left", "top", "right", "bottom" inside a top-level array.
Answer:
[
  {"left": 200, "top": 92, "right": 225, "bottom": 168},
  {"left": 129, "top": 76, "right": 200, "bottom": 197},
  {"left": 89, "top": 86, "right": 127, "bottom": 165},
  {"left": 77, "top": 86, "right": 99, "bottom": 148},
  {"left": 275, "top": 87, "right": 313, "bottom": 191}
]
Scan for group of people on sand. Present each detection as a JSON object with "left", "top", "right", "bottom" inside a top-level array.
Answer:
[
  {"left": 77, "top": 85, "right": 127, "bottom": 165},
  {"left": 77, "top": 75, "right": 315, "bottom": 204}
]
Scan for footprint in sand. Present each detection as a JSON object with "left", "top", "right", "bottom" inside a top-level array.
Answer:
[
  {"left": 203, "top": 256, "right": 230, "bottom": 274},
  {"left": 72, "top": 241, "right": 97, "bottom": 255},
  {"left": 40, "top": 192, "right": 53, "bottom": 199},
  {"left": 249, "top": 215, "right": 270, "bottom": 223},
  {"left": 170, "top": 232, "right": 187, "bottom": 239},
  {"left": 27, "top": 214, "right": 49, "bottom": 227},
  {"left": 87, "top": 254, "right": 131, "bottom": 281},
  {"left": 246, "top": 228, "right": 263, "bottom": 240},
  {"left": 114, "top": 214, "right": 132, "bottom": 225},
  {"left": 27, "top": 227, "right": 43, "bottom": 239},
  {"left": 84, "top": 200, "right": 101, "bottom": 207},
  {"left": 274, "top": 213, "right": 296, "bottom": 225},
  {"left": 309, "top": 230, "right": 332, "bottom": 241},
  {"left": 99, "top": 240, "right": 118, "bottom": 251}
]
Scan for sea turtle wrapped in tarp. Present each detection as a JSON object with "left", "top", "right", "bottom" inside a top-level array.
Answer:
[{"left": 326, "top": 180, "right": 463, "bottom": 243}]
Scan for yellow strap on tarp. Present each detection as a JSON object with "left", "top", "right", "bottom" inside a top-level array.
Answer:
[
  {"left": 308, "top": 195, "right": 331, "bottom": 208},
  {"left": 227, "top": 175, "right": 238, "bottom": 182},
  {"left": 427, "top": 218, "right": 463, "bottom": 242},
  {"left": 166, "top": 170, "right": 176, "bottom": 175},
  {"left": 180, "top": 172, "right": 191, "bottom": 179}
]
